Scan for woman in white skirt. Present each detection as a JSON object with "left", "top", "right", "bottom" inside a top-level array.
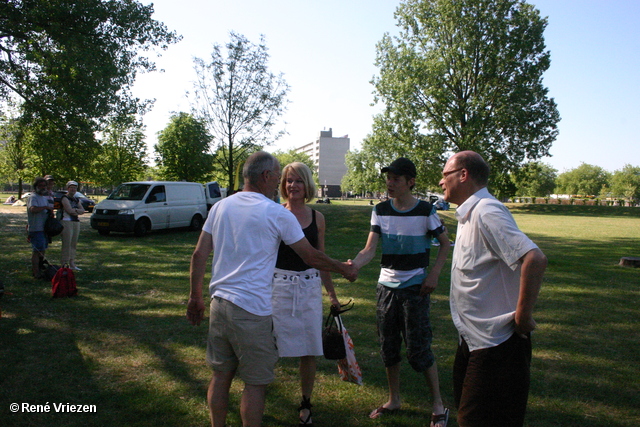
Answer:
[{"left": 272, "top": 162, "right": 340, "bottom": 427}]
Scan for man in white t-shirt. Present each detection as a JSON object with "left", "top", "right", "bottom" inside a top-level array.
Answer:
[
  {"left": 187, "top": 151, "right": 357, "bottom": 427},
  {"left": 439, "top": 151, "right": 547, "bottom": 426}
]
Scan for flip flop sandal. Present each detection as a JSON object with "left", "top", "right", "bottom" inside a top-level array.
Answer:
[
  {"left": 430, "top": 408, "right": 449, "bottom": 427},
  {"left": 369, "top": 406, "right": 399, "bottom": 419}
]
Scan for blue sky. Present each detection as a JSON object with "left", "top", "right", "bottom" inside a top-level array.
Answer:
[{"left": 134, "top": 0, "right": 639, "bottom": 174}]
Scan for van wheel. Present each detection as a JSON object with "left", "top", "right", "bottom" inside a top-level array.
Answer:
[
  {"left": 189, "top": 214, "right": 204, "bottom": 231},
  {"left": 133, "top": 218, "right": 150, "bottom": 237},
  {"left": 98, "top": 230, "right": 111, "bottom": 236}
]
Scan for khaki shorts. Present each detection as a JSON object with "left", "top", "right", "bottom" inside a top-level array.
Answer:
[{"left": 206, "top": 296, "right": 278, "bottom": 385}]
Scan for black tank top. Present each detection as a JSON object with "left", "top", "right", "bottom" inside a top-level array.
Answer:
[{"left": 275, "top": 209, "right": 318, "bottom": 271}]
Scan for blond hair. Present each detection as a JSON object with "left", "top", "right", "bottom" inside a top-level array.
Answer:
[{"left": 280, "top": 162, "right": 316, "bottom": 203}]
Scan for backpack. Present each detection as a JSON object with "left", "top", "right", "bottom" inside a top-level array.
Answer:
[{"left": 51, "top": 265, "right": 78, "bottom": 298}]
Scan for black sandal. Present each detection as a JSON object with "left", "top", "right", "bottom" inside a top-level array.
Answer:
[{"left": 298, "top": 396, "right": 313, "bottom": 426}]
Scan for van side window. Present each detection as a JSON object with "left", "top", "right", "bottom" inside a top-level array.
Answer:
[
  {"left": 147, "top": 185, "right": 166, "bottom": 203},
  {"left": 208, "top": 182, "right": 221, "bottom": 198}
]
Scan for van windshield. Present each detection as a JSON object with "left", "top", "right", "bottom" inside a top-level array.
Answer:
[{"left": 107, "top": 184, "right": 150, "bottom": 201}]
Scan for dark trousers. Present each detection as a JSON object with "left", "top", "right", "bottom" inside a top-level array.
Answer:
[{"left": 453, "top": 333, "right": 532, "bottom": 427}]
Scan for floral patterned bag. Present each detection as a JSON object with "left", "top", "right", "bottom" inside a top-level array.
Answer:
[{"left": 336, "top": 318, "right": 363, "bottom": 385}]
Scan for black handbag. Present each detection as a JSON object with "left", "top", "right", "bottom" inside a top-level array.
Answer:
[
  {"left": 322, "top": 301, "right": 354, "bottom": 360},
  {"left": 39, "top": 258, "right": 60, "bottom": 281},
  {"left": 44, "top": 215, "right": 64, "bottom": 237}
]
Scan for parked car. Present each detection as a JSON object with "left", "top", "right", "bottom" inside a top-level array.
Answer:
[
  {"left": 53, "top": 190, "right": 96, "bottom": 213},
  {"left": 429, "top": 195, "right": 449, "bottom": 210}
]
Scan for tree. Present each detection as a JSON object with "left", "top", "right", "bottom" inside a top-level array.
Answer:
[
  {"left": 155, "top": 112, "right": 214, "bottom": 182},
  {"left": 272, "top": 149, "right": 315, "bottom": 175},
  {"left": 609, "top": 164, "right": 640, "bottom": 202},
  {"left": 191, "top": 32, "right": 289, "bottom": 192},
  {"left": 271, "top": 148, "right": 317, "bottom": 196},
  {"left": 342, "top": 111, "right": 446, "bottom": 196},
  {"left": 371, "top": 0, "right": 560, "bottom": 198},
  {"left": 555, "top": 163, "right": 610, "bottom": 196},
  {"left": 93, "top": 116, "right": 148, "bottom": 190},
  {"left": 0, "top": 0, "right": 180, "bottom": 145},
  {"left": 26, "top": 115, "right": 101, "bottom": 184},
  {"left": 341, "top": 148, "right": 386, "bottom": 197},
  {"left": 512, "top": 161, "right": 557, "bottom": 196},
  {"left": 0, "top": 116, "right": 34, "bottom": 197}
]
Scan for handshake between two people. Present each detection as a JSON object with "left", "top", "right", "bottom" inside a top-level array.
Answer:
[{"left": 339, "top": 259, "right": 359, "bottom": 282}]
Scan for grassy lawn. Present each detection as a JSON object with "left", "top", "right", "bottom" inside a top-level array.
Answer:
[{"left": 1, "top": 202, "right": 639, "bottom": 426}]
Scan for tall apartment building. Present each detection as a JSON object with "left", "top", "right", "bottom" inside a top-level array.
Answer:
[{"left": 295, "top": 128, "right": 350, "bottom": 198}]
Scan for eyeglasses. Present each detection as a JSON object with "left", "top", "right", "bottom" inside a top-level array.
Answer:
[
  {"left": 267, "top": 170, "right": 281, "bottom": 180},
  {"left": 442, "top": 168, "right": 464, "bottom": 178}
]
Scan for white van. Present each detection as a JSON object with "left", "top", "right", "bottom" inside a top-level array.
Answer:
[
  {"left": 90, "top": 181, "right": 214, "bottom": 236},
  {"left": 205, "top": 181, "right": 228, "bottom": 210}
]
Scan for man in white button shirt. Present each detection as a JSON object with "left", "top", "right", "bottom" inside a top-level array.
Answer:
[{"left": 439, "top": 151, "right": 547, "bottom": 427}]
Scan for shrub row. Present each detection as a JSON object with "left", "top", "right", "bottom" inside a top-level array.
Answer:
[{"left": 512, "top": 197, "right": 637, "bottom": 207}]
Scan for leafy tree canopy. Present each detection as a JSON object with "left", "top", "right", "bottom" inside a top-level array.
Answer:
[
  {"left": 555, "top": 163, "right": 610, "bottom": 196},
  {"left": 609, "top": 164, "right": 640, "bottom": 201},
  {"left": 0, "top": 115, "right": 34, "bottom": 196},
  {"left": 342, "top": 111, "right": 446, "bottom": 196},
  {"left": 92, "top": 115, "right": 148, "bottom": 189},
  {"left": 191, "top": 32, "right": 289, "bottom": 192},
  {"left": 512, "top": 161, "right": 557, "bottom": 196},
  {"left": 155, "top": 112, "right": 214, "bottom": 182},
  {"left": 272, "top": 148, "right": 315, "bottom": 176},
  {"left": 0, "top": 0, "right": 180, "bottom": 143},
  {"left": 341, "top": 148, "right": 385, "bottom": 197},
  {"left": 370, "top": 0, "right": 560, "bottom": 198}
]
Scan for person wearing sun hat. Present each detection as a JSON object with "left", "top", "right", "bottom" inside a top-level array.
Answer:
[
  {"left": 43, "top": 175, "right": 56, "bottom": 211},
  {"left": 60, "top": 180, "right": 85, "bottom": 270}
]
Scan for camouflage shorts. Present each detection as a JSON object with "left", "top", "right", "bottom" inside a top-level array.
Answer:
[{"left": 376, "top": 283, "right": 435, "bottom": 372}]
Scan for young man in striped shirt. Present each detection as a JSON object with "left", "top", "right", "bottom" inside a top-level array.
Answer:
[{"left": 352, "top": 157, "right": 451, "bottom": 427}]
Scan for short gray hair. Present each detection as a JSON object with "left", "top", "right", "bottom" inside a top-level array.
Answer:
[{"left": 243, "top": 151, "right": 279, "bottom": 186}]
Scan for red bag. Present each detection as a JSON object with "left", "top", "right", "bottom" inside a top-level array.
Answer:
[{"left": 51, "top": 265, "right": 77, "bottom": 298}]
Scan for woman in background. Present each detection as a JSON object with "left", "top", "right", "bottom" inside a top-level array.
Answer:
[
  {"left": 60, "top": 180, "right": 85, "bottom": 270},
  {"left": 271, "top": 162, "right": 340, "bottom": 427}
]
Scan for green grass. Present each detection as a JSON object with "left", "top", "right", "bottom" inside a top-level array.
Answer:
[{"left": 1, "top": 202, "right": 639, "bottom": 426}]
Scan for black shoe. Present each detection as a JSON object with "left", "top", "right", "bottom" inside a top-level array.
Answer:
[{"left": 298, "top": 396, "right": 313, "bottom": 426}]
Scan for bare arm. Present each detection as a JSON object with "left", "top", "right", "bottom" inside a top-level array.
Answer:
[
  {"left": 62, "top": 197, "right": 84, "bottom": 216},
  {"left": 187, "top": 230, "right": 213, "bottom": 326},
  {"left": 420, "top": 231, "right": 451, "bottom": 296},
  {"left": 29, "top": 199, "right": 53, "bottom": 213},
  {"left": 351, "top": 231, "right": 380, "bottom": 271},
  {"left": 315, "top": 211, "right": 340, "bottom": 308},
  {"left": 29, "top": 205, "right": 50, "bottom": 213},
  {"left": 515, "top": 248, "right": 547, "bottom": 335},
  {"left": 289, "top": 237, "right": 357, "bottom": 282}
]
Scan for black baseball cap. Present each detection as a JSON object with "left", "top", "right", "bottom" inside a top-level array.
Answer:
[{"left": 381, "top": 157, "right": 416, "bottom": 178}]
